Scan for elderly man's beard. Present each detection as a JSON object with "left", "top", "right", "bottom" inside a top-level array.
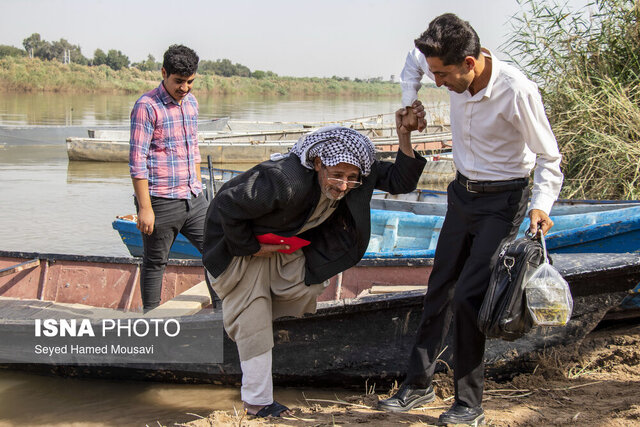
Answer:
[{"left": 321, "top": 184, "right": 347, "bottom": 201}]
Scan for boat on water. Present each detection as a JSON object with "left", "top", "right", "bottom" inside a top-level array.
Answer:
[
  {"left": 1, "top": 249, "right": 639, "bottom": 386},
  {"left": 113, "top": 205, "right": 640, "bottom": 259},
  {"left": 200, "top": 166, "right": 640, "bottom": 217},
  {"left": 66, "top": 116, "right": 452, "bottom": 163},
  {"left": 367, "top": 206, "right": 640, "bottom": 256},
  {"left": 371, "top": 189, "right": 640, "bottom": 216},
  {"left": 200, "top": 155, "right": 456, "bottom": 198}
]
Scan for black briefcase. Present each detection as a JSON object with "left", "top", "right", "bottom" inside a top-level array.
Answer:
[{"left": 478, "top": 233, "right": 550, "bottom": 341}]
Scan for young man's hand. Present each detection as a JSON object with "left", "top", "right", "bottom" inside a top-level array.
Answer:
[
  {"left": 396, "top": 100, "right": 426, "bottom": 135},
  {"left": 136, "top": 207, "right": 155, "bottom": 235},
  {"left": 529, "top": 209, "right": 554, "bottom": 236}
]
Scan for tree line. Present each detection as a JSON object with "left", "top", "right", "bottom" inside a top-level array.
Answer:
[
  {"left": 0, "top": 33, "right": 278, "bottom": 78},
  {"left": 0, "top": 33, "right": 397, "bottom": 83}
]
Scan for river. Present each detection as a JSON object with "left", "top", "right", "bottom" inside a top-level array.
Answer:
[
  {"left": 0, "top": 92, "right": 448, "bottom": 257},
  {"left": 0, "top": 91, "right": 448, "bottom": 426}
]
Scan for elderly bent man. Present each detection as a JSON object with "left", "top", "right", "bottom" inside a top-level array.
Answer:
[{"left": 202, "top": 103, "right": 427, "bottom": 418}]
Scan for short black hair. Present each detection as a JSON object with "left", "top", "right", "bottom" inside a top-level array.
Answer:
[
  {"left": 162, "top": 45, "right": 199, "bottom": 76},
  {"left": 414, "top": 13, "right": 481, "bottom": 66}
]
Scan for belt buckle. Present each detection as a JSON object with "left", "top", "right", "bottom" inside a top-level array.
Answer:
[{"left": 465, "top": 179, "right": 479, "bottom": 193}]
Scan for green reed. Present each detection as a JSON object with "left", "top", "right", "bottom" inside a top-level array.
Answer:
[
  {"left": 0, "top": 56, "right": 404, "bottom": 97},
  {"left": 504, "top": 0, "right": 640, "bottom": 199}
]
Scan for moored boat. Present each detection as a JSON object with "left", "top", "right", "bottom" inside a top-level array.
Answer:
[
  {"left": 200, "top": 166, "right": 640, "bottom": 217},
  {"left": 367, "top": 206, "right": 640, "bottom": 256},
  {"left": 1, "top": 249, "right": 639, "bottom": 386},
  {"left": 371, "top": 189, "right": 640, "bottom": 216},
  {"left": 67, "top": 116, "right": 452, "bottom": 163},
  {"left": 112, "top": 205, "right": 640, "bottom": 259}
]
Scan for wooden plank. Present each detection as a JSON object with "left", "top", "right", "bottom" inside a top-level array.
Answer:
[
  {"left": 0, "top": 297, "right": 54, "bottom": 319},
  {"left": 370, "top": 285, "right": 427, "bottom": 294},
  {"left": 144, "top": 280, "right": 211, "bottom": 317},
  {"left": 0, "top": 258, "right": 39, "bottom": 278},
  {"left": 0, "top": 297, "right": 130, "bottom": 320}
]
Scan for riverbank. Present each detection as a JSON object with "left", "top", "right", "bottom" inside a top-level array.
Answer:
[
  {"left": 184, "top": 321, "right": 640, "bottom": 426},
  {"left": 0, "top": 56, "right": 445, "bottom": 97}
]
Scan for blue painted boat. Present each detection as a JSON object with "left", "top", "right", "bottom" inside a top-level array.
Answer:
[
  {"left": 204, "top": 166, "right": 640, "bottom": 215},
  {"left": 112, "top": 215, "right": 199, "bottom": 258},
  {"left": 112, "top": 205, "right": 640, "bottom": 259},
  {"left": 204, "top": 166, "right": 640, "bottom": 216},
  {"left": 371, "top": 189, "right": 640, "bottom": 216},
  {"left": 537, "top": 206, "right": 640, "bottom": 254},
  {"left": 116, "top": 166, "right": 640, "bottom": 258},
  {"left": 365, "top": 206, "right": 640, "bottom": 258}
]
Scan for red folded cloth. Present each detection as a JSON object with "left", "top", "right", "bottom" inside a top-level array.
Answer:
[{"left": 256, "top": 233, "right": 311, "bottom": 254}]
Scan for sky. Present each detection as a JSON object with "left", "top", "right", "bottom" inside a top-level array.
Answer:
[{"left": 0, "top": 0, "right": 592, "bottom": 79}]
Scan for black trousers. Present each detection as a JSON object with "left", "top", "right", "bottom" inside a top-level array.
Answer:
[
  {"left": 404, "top": 179, "right": 529, "bottom": 407},
  {"left": 135, "top": 192, "right": 208, "bottom": 310}
]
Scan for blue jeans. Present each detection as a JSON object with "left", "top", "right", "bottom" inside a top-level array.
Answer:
[{"left": 135, "top": 192, "right": 207, "bottom": 310}]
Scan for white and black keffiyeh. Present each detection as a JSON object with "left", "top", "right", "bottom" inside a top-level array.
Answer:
[{"left": 288, "top": 125, "right": 376, "bottom": 176}]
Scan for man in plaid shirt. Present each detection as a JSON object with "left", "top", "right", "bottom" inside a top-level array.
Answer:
[{"left": 129, "top": 45, "right": 206, "bottom": 311}]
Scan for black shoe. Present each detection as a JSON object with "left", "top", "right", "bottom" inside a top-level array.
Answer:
[
  {"left": 378, "top": 384, "right": 435, "bottom": 412},
  {"left": 438, "top": 402, "right": 485, "bottom": 426}
]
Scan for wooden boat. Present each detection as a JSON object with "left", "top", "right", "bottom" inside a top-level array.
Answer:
[
  {"left": 113, "top": 205, "right": 640, "bottom": 259},
  {"left": 66, "top": 116, "right": 452, "bottom": 163},
  {"left": 200, "top": 166, "right": 640, "bottom": 217},
  {"left": 371, "top": 189, "right": 640, "bottom": 216},
  {"left": 0, "top": 251, "right": 206, "bottom": 312},
  {"left": 368, "top": 207, "right": 640, "bottom": 256},
  {"left": 1, "top": 249, "right": 639, "bottom": 386},
  {"left": 200, "top": 157, "right": 456, "bottom": 198}
]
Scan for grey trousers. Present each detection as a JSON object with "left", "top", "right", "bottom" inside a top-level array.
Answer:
[{"left": 135, "top": 192, "right": 207, "bottom": 310}]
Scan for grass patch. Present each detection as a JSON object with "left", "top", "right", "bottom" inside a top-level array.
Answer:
[
  {"left": 0, "top": 56, "right": 409, "bottom": 97},
  {"left": 505, "top": 0, "right": 640, "bottom": 200}
]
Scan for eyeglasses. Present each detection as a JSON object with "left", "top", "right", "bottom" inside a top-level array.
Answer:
[
  {"left": 327, "top": 177, "right": 362, "bottom": 188},
  {"left": 322, "top": 165, "right": 362, "bottom": 188}
]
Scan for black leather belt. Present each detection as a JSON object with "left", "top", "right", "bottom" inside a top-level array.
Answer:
[{"left": 456, "top": 172, "right": 528, "bottom": 193}]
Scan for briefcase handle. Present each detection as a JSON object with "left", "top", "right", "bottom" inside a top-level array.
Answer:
[{"left": 525, "top": 229, "right": 549, "bottom": 264}]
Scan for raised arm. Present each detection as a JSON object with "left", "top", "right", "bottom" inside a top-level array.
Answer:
[
  {"left": 400, "top": 48, "right": 427, "bottom": 107},
  {"left": 396, "top": 100, "right": 426, "bottom": 157}
]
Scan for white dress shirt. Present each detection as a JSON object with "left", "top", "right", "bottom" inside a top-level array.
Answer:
[{"left": 401, "top": 48, "right": 563, "bottom": 214}]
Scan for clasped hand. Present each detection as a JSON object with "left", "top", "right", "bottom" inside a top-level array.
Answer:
[{"left": 396, "top": 100, "right": 427, "bottom": 135}]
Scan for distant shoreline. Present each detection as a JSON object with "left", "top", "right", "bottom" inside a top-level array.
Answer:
[{"left": 0, "top": 56, "right": 445, "bottom": 98}]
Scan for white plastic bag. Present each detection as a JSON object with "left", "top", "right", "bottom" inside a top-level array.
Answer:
[{"left": 525, "top": 232, "right": 573, "bottom": 326}]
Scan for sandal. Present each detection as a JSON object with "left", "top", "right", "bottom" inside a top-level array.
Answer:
[{"left": 253, "top": 401, "right": 290, "bottom": 418}]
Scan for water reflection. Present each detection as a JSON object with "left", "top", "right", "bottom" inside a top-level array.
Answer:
[
  {"left": 0, "top": 370, "right": 228, "bottom": 426},
  {"left": 0, "top": 93, "right": 138, "bottom": 127},
  {"left": 66, "top": 161, "right": 130, "bottom": 184},
  {"left": 0, "top": 369, "right": 348, "bottom": 426},
  {"left": 0, "top": 144, "right": 133, "bottom": 257},
  {"left": 0, "top": 93, "right": 451, "bottom": 257},
  {"left": 0, "top": 92, "right": 449, "bottom": 127}
]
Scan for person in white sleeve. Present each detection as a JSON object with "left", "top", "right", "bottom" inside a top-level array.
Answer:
[{"left": 378, "top": 13, "right": 563, "bottom": 427}]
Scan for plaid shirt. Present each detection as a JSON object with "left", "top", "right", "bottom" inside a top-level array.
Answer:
[{"left": 129, "top": 83, "right": 202, "bottom": 199}]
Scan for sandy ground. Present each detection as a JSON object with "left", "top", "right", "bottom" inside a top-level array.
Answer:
[{"left": 183, "top": 321, "right": 640, "bottom": 426}]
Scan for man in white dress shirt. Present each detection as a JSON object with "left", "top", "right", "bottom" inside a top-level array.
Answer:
[{"left": 378, "top": 13, "right": 563, "bottom": 426}]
